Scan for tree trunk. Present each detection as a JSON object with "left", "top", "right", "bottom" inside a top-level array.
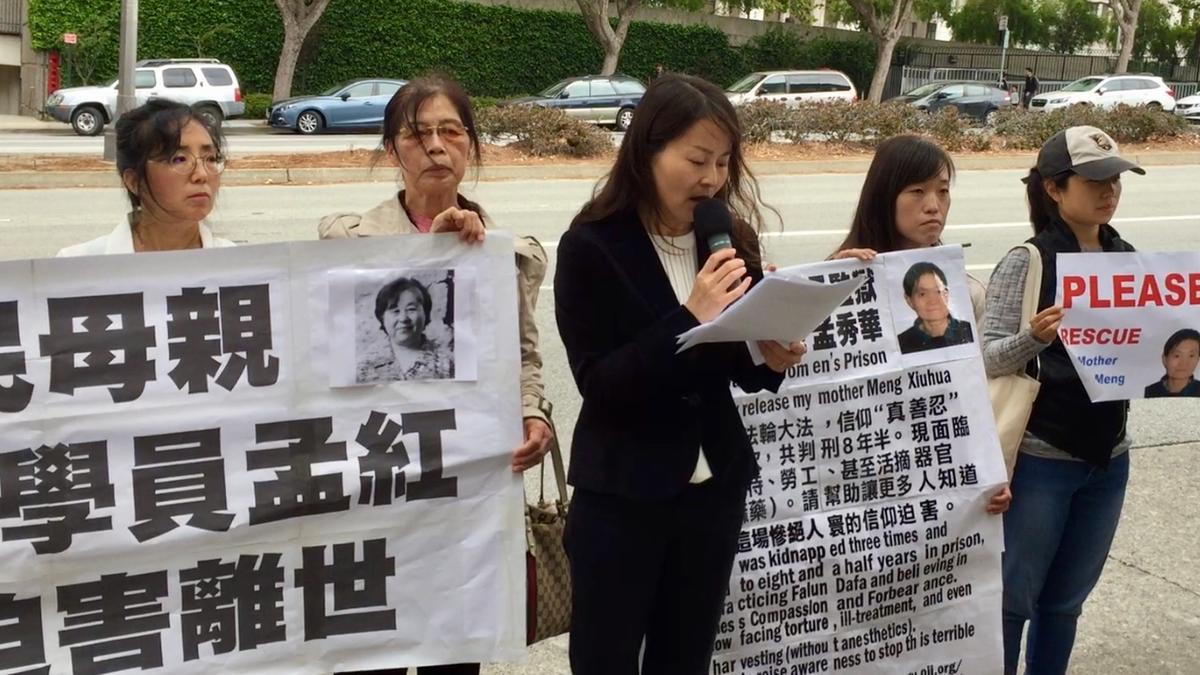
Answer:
[
  {"left": 869, "top": 32, "right": 901, "bottom": 103},
  {"left": 271, "top": 0, "right": 333, "bottom": 101},
  {"left": 576, "top": 0, "right": 641, "bottom": 76},
  {"left": 273, "top": 35, "right": 304, "bottom": 102},
  {"left": 1115, "top": 15, "right": 1138, "bottom": 72}
]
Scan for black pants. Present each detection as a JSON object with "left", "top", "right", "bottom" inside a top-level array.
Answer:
[
  {"left": 564, "top": 479, "right": 746, "bottom": 675},
  {"left": 341, "top": 665, "right": 479, "bottom": 675}
]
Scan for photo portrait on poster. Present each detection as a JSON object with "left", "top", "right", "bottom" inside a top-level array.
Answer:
[
  {"left": 357, "top": 270, "right": 455, "bottom": 383},
  {"left": 326, "top": 267, "right": 478, "bottom": 388},
  {"left": 1143, "top": 328, "right": 1200, "bottom": 398},
  {"left": 884, "top": 252, "right": 977, "bottom": 362}
]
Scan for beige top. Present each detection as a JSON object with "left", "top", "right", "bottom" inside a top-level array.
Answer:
[{"left": 320, "top": 194, "right": 551, "bottom": 424}]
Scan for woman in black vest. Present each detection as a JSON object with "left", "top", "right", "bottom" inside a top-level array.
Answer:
[
  {"left": 554, "top": 74, "right": 806, "bottom": 674},
  {"left": 981, "top": 126, "right": 1143, "bottom": 675}
]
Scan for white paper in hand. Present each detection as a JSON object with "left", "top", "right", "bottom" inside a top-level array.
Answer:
[{"left": 675, "top": 274, "right": 864, "bottom": 354}]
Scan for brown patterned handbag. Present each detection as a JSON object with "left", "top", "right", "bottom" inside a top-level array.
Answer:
[{"left": 525, "top": 419, "right": 571, "bottom": 644}]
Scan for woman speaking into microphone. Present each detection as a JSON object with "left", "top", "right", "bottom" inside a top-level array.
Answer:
[{"left": 554, "top": 73, "right": 807, "bottom": 674}]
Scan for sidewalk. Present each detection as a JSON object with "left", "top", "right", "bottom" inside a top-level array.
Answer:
[{"left": 0, "top": 114, "right": 61, "bottom": 132}]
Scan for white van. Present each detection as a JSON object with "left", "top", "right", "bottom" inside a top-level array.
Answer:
[
  {"left": 44, "top": 58, "right": 246, "bottom": 136},
  {"left": 726, "top": 70, "right": 858, "bottom": 107}
]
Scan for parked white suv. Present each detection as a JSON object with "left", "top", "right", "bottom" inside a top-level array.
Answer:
[
  {"left": 1029, "top": 74, "right": 1175, "bottom": 113},
  {"left": 726, "top": 70, "right": 857, "bottom": 107},
  {"left": 44, "top": 59, "right": 246, "bottom": 136}
]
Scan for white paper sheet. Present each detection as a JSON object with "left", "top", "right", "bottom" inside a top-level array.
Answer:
[{"left": 676, "top": 274, "right": 865, "bottom": 354}]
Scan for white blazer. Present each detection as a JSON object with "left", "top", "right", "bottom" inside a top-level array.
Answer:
[{"left": 57, "top": 219, "right": 235, "bottom": 257}]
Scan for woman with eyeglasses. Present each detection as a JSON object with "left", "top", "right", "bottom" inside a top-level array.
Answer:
[
  {"left": 321, "top": 76, "right": 555, "bottom": 675},
  {"left": 58, "top": 99, "right": 234, "bottom": 256}
]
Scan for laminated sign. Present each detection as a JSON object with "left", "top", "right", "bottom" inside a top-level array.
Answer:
[
  {"left": 0, "top": 234, "right": 526, "bottom": 674},
  {"left": 715, "top": 246, "right": 1007, "bottom": 675},
  {"left": 1057, "top": 252, "right": 1200, "bottom": 401}
]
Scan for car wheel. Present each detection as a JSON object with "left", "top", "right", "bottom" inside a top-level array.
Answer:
[
  {"left": 195, "top": 105, "right": 224, "bottom": 129},
  {"left": 1146, "top": 101, "right": 1163, "bottom": 111},
  {"left": 71, "top": 106, "right": 104, "bottom": 136},
  {"left": 296, "top": 110, "right": 324, "bottom": 135},
  {"left": 984, "top": 109, "right": 1000, "bottom": 126},
  {"left": 616, "top": 107, "right": 635, "bottom": 131}
]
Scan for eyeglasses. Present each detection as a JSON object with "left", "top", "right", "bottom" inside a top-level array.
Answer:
[
  {"left": 157, "top": 151, "right": 226, "bottom": 175},
  {"left": 398, "top": 121, "right": 469, "bottom": 144}
]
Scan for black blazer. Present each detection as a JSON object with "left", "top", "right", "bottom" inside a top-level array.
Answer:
[{"left": 554, "top": 210, "right": 785, "bottom": 501}]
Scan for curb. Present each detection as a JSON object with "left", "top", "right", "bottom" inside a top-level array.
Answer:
[{"left": 2, "top": 151, "right": 1199, "bottom": 189}]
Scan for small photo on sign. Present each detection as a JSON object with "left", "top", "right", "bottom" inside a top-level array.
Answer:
[
  {"left": 892, "top": 259, "right": 976, "bottom": 355},
  {"left": 354, "top": 269, "right": 457, "bottom": 383},
  {"left": 1143, "top": 328, "right": 1200, "bottom": 398}
]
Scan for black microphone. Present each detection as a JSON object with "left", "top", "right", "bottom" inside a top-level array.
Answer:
[{"left": 692, "top": 198, "right": 733, "bottom": 253}]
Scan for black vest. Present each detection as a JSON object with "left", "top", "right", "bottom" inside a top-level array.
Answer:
[{"left": 1025, "top": 218, "right": 1135, "bottom": 467}]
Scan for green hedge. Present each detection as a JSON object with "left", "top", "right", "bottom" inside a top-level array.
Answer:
[{"left": 30, "top": 0, "right": 873, "bottom": 100}]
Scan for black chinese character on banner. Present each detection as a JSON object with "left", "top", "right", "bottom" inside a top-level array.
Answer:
[
  {"left": 0, "top": 301, "right": 34, "bottom": 414},
  {"left": 0, "top": 442, "right": 115, "bottom": 553},
  {"left": 835, "top": 312, "right": 858, "bottom": 346},
  {"left": 247, "top": 417, "right": 350, "bottom": 525},
  {"left": 166, "top": 285, "right": 280, "bottom": 393},
  {"left": 57, "top": 571, "right": 170, "bottom": 674},
  {"left": 0, "top": 593, "right": 49, "bottom": 675},
  {"left": 296, "top": 539, "right": 396, "bottom": 640},
  {"left": 858, "top": 309, "right": 884, "bottom": 343},
  {"left": 131, "top": 429, "right": 234, "bottom": 542},
  {"left": 38, "top": 294, "right": 155, "bottom": 403},
  {"left": 852, "top": 268, "right": 877, "bottom": 305},
  {"left": 355, "top": 411, "right": 411, "bottom": 506},
  {"left": 811, "top": 316, "right": 837, "bottom": 351},
  {"left": 180, "top": 554, "right": 286, "bottom": 660}
]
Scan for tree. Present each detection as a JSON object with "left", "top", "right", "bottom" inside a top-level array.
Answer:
[
  {"left": 272, "top": 0, "right": 333, "bottom": 101},
  {"left": 823, "top": 0, "right": 950, "bottom": 102},
  {"left": 1038, "top": 0, "right": 1107, "bottom": 53},
  {"left": 1172, "top": 0, "right": 1200, "bottom": 60},
  {"left": 947, "top": 0, "right": 1043, "bottom": 47},
  {"left": 1117, "top": 0, "right": 1181, "bottom": 62},
  {"left": 1107, "top": 0, "right": 1145, "bottom": 72},
  {"left": 724, "top": 0, "right": 817, "bottom": 21}
]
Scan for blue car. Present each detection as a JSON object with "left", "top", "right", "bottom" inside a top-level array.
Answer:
[
  {"left": 267, "top": 79, "right": 407, "bottom": 134},
  {"left": 504, "top": 75, "right": 646, "bottom": 130}
]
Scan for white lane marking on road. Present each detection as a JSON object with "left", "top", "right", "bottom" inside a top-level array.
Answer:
[{"left": 539, "top": 214, "right": 1200, "bottom": 249}]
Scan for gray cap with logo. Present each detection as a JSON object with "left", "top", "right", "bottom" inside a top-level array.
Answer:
[{"left": 1026, "top": 125, "right": 1146, "bottom": 182}]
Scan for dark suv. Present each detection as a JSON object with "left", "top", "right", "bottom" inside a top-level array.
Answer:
[{"left": 505, "top": 75, "right": 646, "bottom": 130}]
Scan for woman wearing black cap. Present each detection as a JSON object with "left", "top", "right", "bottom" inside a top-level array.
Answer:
[{"left": 980, "top": 126, "right": 1144, "bottom": 675}]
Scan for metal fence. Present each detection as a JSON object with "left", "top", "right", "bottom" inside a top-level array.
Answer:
[
  {"left": 0, "top": 0, "right": 20, "bottom": 36},
  {"left": 899, "top": 66, "right": 1199, "bottom": 102}
]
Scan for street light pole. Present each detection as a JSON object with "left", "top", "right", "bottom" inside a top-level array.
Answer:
[{"left": 102, "top": 0, "right": 138, "bottom": 162}]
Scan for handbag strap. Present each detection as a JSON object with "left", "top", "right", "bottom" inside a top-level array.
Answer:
[
  {"left": 536, "top": 418, "right": 569, "bottom": 515},
  {"left": 1017, "top": 242, "right": 1043, "bottom": 379}
]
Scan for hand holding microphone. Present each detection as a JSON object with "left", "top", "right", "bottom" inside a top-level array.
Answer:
[{"left": 684, "top": 199, "right": 747, "bottom": 324}]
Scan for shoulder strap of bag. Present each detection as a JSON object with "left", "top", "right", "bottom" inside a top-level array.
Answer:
[
  {"left": 1017, "top": 242, "right": 1043, "bottom": 379},
  {"left": 537, "top": 418, "right": 569, "bottom": 516}
]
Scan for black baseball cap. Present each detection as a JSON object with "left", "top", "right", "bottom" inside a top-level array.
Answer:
[{"left": 1024, "top": 126, "right": 1146, "bottom": 183}]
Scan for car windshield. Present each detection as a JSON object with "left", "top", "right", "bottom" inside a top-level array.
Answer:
[
  {"left": 1061, "top": 78, "right": 1104, "bottom": 92},
  {"left": 538, "top": 80, "right": 570, "bottom": 98},
  {"left": 726, "top": 73, "right": 765, "bottom": 93},
  {"left": 904, "top": 83, "right": 948, "bottom": 98}
]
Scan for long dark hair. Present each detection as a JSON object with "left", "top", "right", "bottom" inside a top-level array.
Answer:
[
  {"left": 1025, "top": 167, "right": 1072, "bottom": 234},
  {"left": 379, "top": 75, "right": 485, "bottom": 218},
  {"left": 837, "top": 135, "right": 954, "bottom": 253},
  {"left": 116, "top": 99, "right": 225, "bottom": 210},
  {"left": 571, "top": 73, "right": 772, "bottom": 267}
]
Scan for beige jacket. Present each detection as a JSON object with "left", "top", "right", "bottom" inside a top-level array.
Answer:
[{"left": 319, "top": 193, "right": 551, "bottom": 424}]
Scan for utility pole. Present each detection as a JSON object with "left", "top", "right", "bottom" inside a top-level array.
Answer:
[
  {"left": 998, "top": 14, "right": 1010, "bottom": 86},
  {"left": 103, "top": 0, "right": 138, "bottom": 162}
]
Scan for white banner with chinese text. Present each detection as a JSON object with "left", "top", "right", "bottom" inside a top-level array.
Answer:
[{"left": 0, "top": 234, "right": 526, "bottom": 674}]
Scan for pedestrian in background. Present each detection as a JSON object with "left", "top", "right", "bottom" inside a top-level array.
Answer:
[{"left": 1022, "top": 67, "right": 1040, "bottom": 108}]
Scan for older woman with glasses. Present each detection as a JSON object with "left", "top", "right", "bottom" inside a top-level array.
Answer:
[
  {"left": 321, "top": 75, "right": 555, "bottom": 675},
  {"left": 58, "top": 99, "right": 234, "bottom": 256}
]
